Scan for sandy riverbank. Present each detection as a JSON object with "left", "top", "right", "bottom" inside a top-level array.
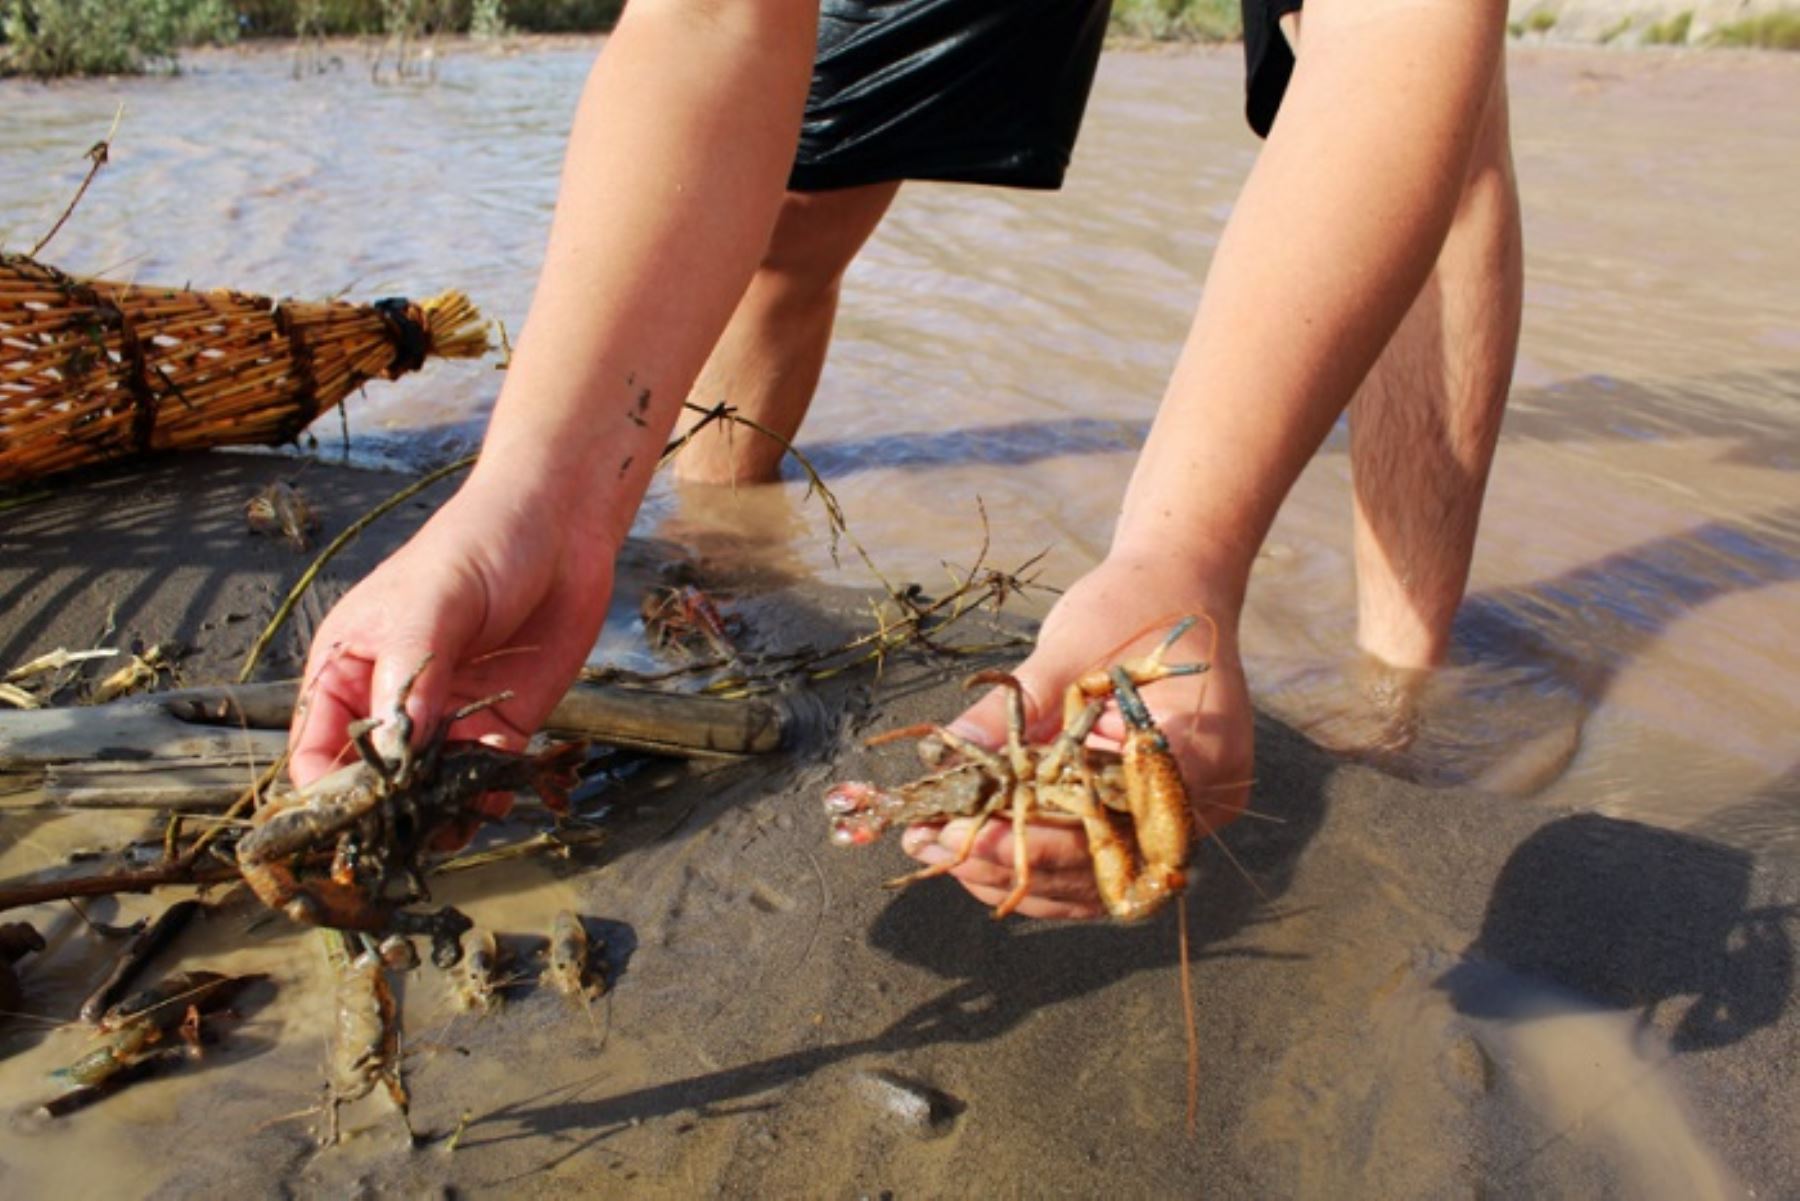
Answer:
[{"left": 0, "top": 452, "right": 1793, "bottom": 1197}]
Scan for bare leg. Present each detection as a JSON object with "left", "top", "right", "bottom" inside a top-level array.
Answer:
[
  {"left": 1350, "top": 62, "right": 1521, "bottom": 671},
  {"left": 671, "top": 182, "right": 902, "bottom": 485}
]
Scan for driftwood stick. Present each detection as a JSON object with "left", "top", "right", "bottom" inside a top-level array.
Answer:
[
  {"left": 0, "top": 680, "right": 786, "bottom": 793},
  {"left": 159, "top": 678, "right": 787, "bottom": 755},
  {"left": 543, "top": 683, "right": 783, "bottom": 757},
  {"left": 0, "top": 861, "right": 240, "bottom": 914}
]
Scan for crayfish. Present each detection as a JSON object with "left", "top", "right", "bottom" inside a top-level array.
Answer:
[
  {"left": 321, "top": 934, "right": 408, "bottom": 1146},
  {"left": 641, "top": 583, "right": 741, "bottom": 662},
  {"left": 236, "top": 659, "right": 585, "bottom": 967},
  {"left": 826, "top": 617, "right": 1208, "bottom": 922}
]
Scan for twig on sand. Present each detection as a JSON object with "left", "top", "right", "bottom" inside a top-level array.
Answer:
[
  {"left": 0, "top": 859, "right": 240, "bottom": 914},
  {"left": 4, "top": 647, "right": 119, "bottom": 684},
  {"left": 178, "top": 752, "right": 287, "bottom": 867},
  {"left": 433, "top": 826, "right": 609, "bottom": 874}
]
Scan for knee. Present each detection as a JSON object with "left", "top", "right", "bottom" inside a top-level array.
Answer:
[
  {"left": 756, "top": 185, "right": 897, "bottom": 296},
  {"left": 1461, "top": 68, "right": 1516, "bottom": 207}
]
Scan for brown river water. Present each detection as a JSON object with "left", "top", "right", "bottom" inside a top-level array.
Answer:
[{"left": 2, "top": 37, "right": 1797, "bottom": 1197}]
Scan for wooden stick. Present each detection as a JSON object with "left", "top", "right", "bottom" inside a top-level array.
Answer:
[{"left": 0, "top": 860, "right": 239, "bottom": 913}]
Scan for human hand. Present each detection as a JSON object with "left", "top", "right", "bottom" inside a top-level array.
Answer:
[
  {"left": 899, "top": 555, "right": 1254, "bottom": 920},
  {"left": 288, "top": 481, "right": 616, "bottom": 833}
]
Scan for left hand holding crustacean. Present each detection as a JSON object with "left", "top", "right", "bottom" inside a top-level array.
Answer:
[
  {"left": 290, "top": 480, "right": 616, "bottom": 845},
  {"left": 899, "top": 554, "right": 1255, "bottom": 920}
]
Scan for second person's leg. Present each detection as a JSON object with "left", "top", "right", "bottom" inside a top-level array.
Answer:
[{"left": 672, "top": 182, "right": 900, "bottom": 485}]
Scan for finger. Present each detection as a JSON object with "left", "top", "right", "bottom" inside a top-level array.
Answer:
[
  {"left": 901, "top": 820, "right": 1103, "bottom": 909},
  {"left": 955, "top": 881, "right": 1105, "bottom": 921},
  {"left": 370, "top": 642, "right": 456, "bottom": 756},
  {"left": 288, "top": 651, "right": 372, "bottom": 788},
  {"left": 946, "top": 640, "right": 1097, "bottom": 750},
  {"left": 428, "top": 815, "right": 485, "bottom": 854},
  {"left": 902, "top": 817, "right": 1097, "bottom": 873},
  {"left": 443, "top": 702, "right": 532, "bottom": 753}
]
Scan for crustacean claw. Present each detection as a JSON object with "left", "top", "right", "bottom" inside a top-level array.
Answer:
[
  {"left": 828, "top": 617, "right": 1214, "bottom": 923},
  {"left": 236, "top": 655, "right": 587, "bottom": 952}
]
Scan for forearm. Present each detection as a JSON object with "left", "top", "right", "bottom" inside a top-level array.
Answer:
[
  {"left": 470, "top": 0, "right": 817, "bottom": 549},
  {"left": 1110, "top": 0, "right": 1508, "bottom": 616}
]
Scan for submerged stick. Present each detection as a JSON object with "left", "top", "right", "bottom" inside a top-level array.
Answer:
[
  {"left": 78, "top": 899, "right": 203, "bottom": 1024},
  {"left": 434, "top": 826, "right": 608, "bottom": 875}
]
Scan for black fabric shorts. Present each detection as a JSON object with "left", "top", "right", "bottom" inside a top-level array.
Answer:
[
  {"left": 788, "top": 0, "right": 1113, "bottom": 193},
  {"left": 1241, "top": 0, "right": 1304, "bottom": 138}
]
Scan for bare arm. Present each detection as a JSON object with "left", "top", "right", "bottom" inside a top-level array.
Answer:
[
  {"left": 1110, "top": 0, "right": 1508, "bottom": 613},
  {"left": 475, "top": 0, "right": 819, "bottom": 543},
  {"left": 933, "top": 0, "right": 1512, "bottom": 917},
  {"left": 291, "top": 0, "right": 817, "bottom": 784}
]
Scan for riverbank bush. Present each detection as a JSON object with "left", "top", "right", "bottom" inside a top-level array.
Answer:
[
  {"left": 1111, "top": 0, "right": 1241, "bottom": 41},
  {"left": 1, "top": 0, "right": 236, "bottom": 77},
  {"left": 1643, "top": 11, "right": 1693, "bottom": 45},
  {"left": 232, "top": 0, "right": 619, "bottom": 37},
  {"left": 1709, "top": 12, "right": 1800, "bottom": 49},
  {"left": 0, "top": 0, "right": 623, "bottom": 72}
]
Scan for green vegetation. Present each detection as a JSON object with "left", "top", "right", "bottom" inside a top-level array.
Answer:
[
  {"left": 1644, "top": 10, "right": 1693, "bottom": 45},
  {"left": 1111, "top": 0, "right": 1241, "bottom": 43},
  {"left": 1508, "top": 8, "right": 1559, "bottom": 37},
  {"left": 1, "top": 0, "right": 624, "bottom": 75},
  {"left": 1508, "top": 7, "right": 1559, "bottom": 37},
  {"left": 7, "top": 0, "right": 1789, "bottom": 80},
  {"left": 468, "top": 0, "right": 506, "bottom": 40},
  {"left": 1708, "top": 12, "right": 1800, "bottom": 49},
  {"left": 236, "top": 0, "right": 617, "bottom": 37},
  {"left": 1, "top": 0, "right": 235, "bottom": 77}
]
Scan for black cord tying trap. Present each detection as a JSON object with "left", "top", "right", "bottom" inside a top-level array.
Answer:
[{"left": 373, "top": 296, "right": 430, "bottom": 376}]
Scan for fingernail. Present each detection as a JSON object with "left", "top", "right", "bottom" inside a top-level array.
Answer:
[
  {"left": 937, "top": 819, "right": 981, "bottom": 847},
  {"left": 944, "top": 719, "right": 985, "bottom": 744},
  {"left": 911, "top": 843, "right": 949, "bottom": 866}
]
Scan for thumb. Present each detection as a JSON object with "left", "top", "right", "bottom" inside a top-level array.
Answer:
[
  {"left": 368, "top": 641, "right": 453, "bottom": 757},
  {"left": 946, "top": 641, "right": 1095, "bottom": 750}
]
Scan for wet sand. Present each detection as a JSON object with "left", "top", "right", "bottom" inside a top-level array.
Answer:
[{"left": 0, "top": 454, "right": 1794, "bottom": 1198}]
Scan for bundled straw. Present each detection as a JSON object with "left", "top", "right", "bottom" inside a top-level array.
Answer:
[{"left": 0, "top": 253, "right": 489, "bottom": 486}]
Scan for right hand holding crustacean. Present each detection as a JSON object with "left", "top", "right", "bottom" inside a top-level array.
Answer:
[
  {"left": 898, "top": 554, "right": 1257, "bottom": 921},
  {"left": 289, "top": 482, "right": 615, "bottom": 833}
]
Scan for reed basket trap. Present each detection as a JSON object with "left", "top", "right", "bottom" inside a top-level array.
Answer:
[{"left": 0, "top": 253, "right": 489, "bottom": 486}]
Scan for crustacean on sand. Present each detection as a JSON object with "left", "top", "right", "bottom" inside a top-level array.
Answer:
[
  {"left": 641, "top": 583, "right": 741, "bottom": 662},
  {"left": 235, "top": 657, "right": 586, "bottom": 967},
  {"left": 825, "top": 617, "right": 1213, "bottom": 922},
  {"left": 321, "top": 933, "right": 409, "bottom": 1147},
  {"left": 44, "top": 969, "right": 266, "bottom": 1116},
  {"left": 543, "top": 909, "right": 607, "bottom": 1038},
  {"left": 449, "top": 926, "right": 506, "bottom": 1014}
]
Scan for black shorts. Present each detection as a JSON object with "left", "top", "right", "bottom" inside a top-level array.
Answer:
[
  {"left": 788, "top": 0, "right": 1114, "bottom": 193},
  {"left": 1241, "top": 0, "right": 1304, "bottom": 138}
]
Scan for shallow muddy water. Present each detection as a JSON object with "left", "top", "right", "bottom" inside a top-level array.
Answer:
[
  {"left": 2, "top": 36, "right": 1797, "bottom": 1197},
  {"left": 5, "top": 39, "right": 1793, "bottom": 837}
]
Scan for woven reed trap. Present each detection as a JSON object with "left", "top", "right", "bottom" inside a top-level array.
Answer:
[{"left": 0, "top": 252, "right": 489, "bottom": 486}]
